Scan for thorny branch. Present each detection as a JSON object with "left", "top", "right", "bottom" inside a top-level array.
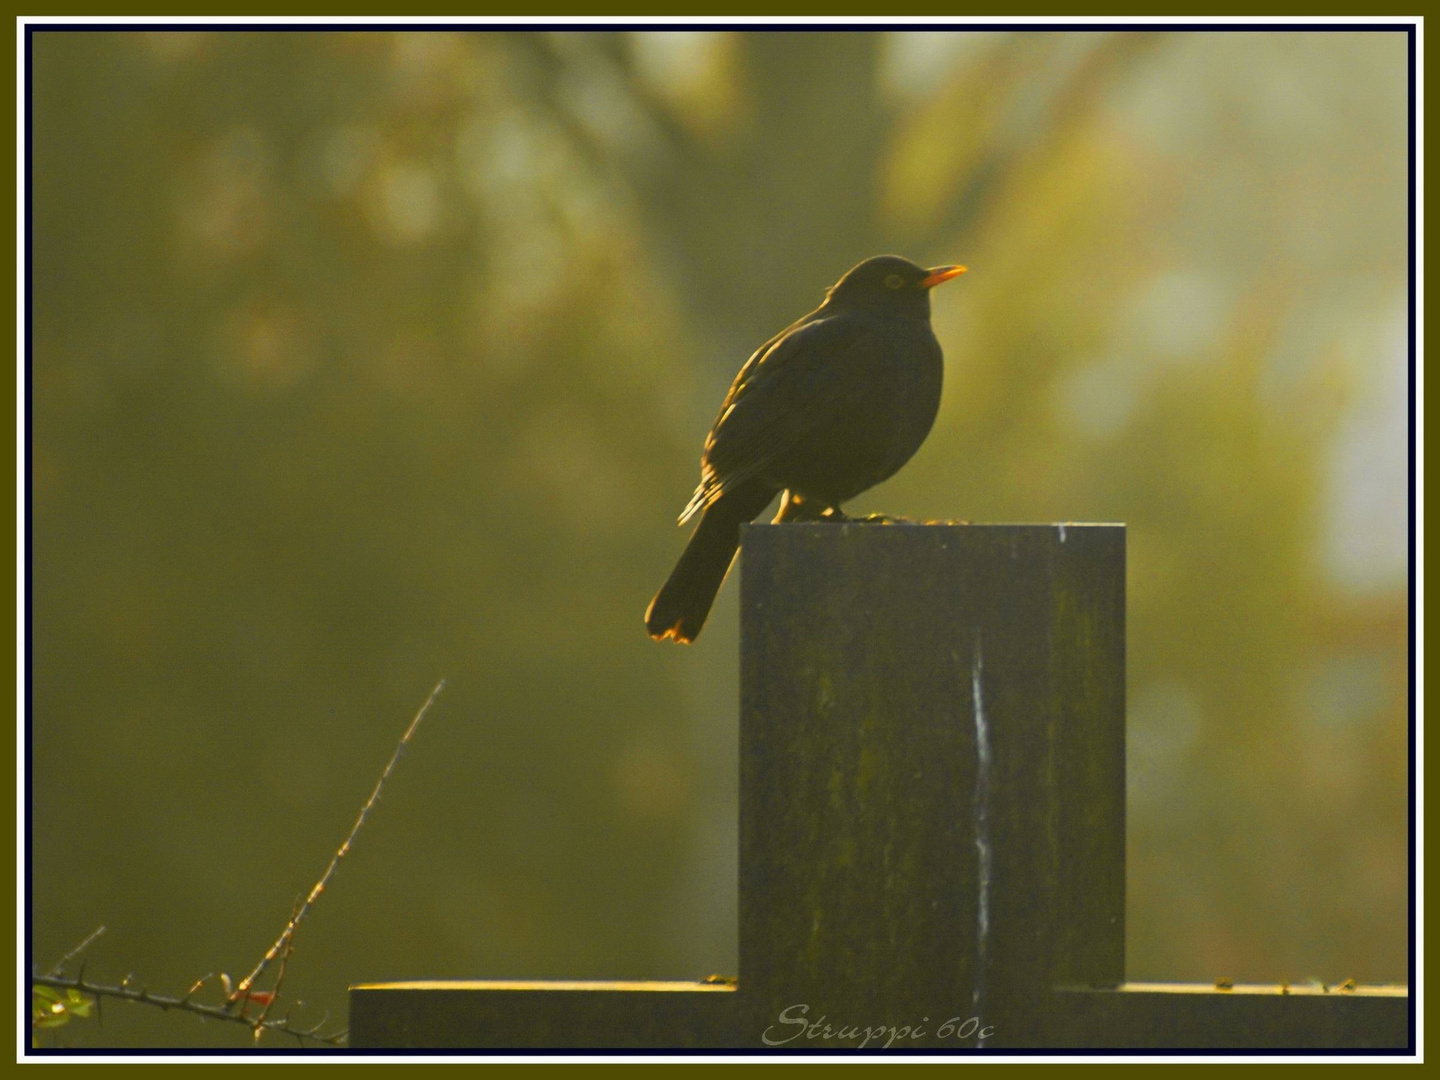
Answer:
[
  {"left": 31, "top": 972, "right": 347, "bottom": 1047},
  {"left": 246, "top": 899, "right": 299, "bottom": 1040},
  {"left": 33, "top": 679, "right": 447, "bottom": 1047},
  {"left": 45, "top": 925, "right": 107, "bottom": 978},
  {"left": 231, "top": 679, "right": 448, "bottom": 1013}
]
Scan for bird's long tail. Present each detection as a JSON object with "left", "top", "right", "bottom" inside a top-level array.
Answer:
[{"left": 645, "top": 482, "right": 777, "bottom": 643}]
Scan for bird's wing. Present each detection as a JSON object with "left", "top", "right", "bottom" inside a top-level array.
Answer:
[{"left": 679, "top": 313, "right": 878, "bottom": 523}]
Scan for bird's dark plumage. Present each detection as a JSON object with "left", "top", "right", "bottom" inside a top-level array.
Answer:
[{"left": 646, "top": 255, "right": 965, "bottom": 643}]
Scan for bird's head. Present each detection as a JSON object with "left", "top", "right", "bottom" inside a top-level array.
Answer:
[{"left": 824, "top": 255, "right": 967, "bottom": 315}]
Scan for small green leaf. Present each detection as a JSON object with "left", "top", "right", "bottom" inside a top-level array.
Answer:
[
  {"left": 33, "top": 1005, "right": 71, "bottom": 1029},
  {"left": 32, "top": 985, "right": 62, "bottom": 1003}
]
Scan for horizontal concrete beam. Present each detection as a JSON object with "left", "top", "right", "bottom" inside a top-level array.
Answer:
[
  {"left": 1048, "top": 983, "right": 1410, "bottom": 1050},
  {"left": 349, "top": 981, "right": 739, "bottom": 1050}
]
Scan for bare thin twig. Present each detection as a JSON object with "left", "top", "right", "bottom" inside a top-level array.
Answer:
[
  {"left": 248, "top": 900, "right": 299, "bottom": 1040},
  {"left": 31, "top": 973, "right": 346, "bottom": 1047},
  {"left": 32, "top": 683, "right": 444, "bottom": 1047},
  {"left": 233, "top": 679, "right": 447, "bottom": 1005},
  {"left": 45, "top": 925, "right": 107, "bottom": 977},
  {"left": 180, "top": 973, "right": 213, "bottom": 1005}
]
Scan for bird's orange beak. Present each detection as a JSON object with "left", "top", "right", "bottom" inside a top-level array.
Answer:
[{"left": 920, "top": 265, "right": 967, "bottom": 289}]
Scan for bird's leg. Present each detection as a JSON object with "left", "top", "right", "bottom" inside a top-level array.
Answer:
[
  {"left": 773, "top": 490, "right": 830, "bottom": 523},
  {"left": 775, "top": 492, "right": 856, "bottom": 523}
]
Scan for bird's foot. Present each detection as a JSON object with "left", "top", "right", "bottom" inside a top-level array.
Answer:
[
  {"left": 774, "top": 492, "right": 831, "bottom": 523},
  {"left": 849, "top": 511, "right": 911, "bottom": 524}
]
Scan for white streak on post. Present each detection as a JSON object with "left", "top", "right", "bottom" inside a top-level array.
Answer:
[
  {"left": 1058, "top": 523, "right": 1067, "bottom": 543},
  {"left": 971, "top": 633, "right": 992, "bottom": 1047}
]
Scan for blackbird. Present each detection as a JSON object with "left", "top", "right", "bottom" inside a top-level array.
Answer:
[{"left": 646, "top": 254, "right": 966, "bottom": 643}]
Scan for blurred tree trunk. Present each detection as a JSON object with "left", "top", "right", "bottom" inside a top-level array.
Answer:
[
  {"left": 515, "top": 30, "right": 1161, "bottom": 371},
  {"left": 659, "top": 32, "right": 889, "bottom": 347}
]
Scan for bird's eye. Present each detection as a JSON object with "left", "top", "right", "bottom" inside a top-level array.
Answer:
[{"left": 885, "top": 274, "right": 904, "bottom": 289}]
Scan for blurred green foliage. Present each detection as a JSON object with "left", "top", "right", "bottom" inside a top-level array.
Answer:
[
  {"left": 32, "top": 985, "right": 96, "bottom": 1032},
  {"left": 30, "top": 29, "right": 1408, "bottom": 1047}
]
